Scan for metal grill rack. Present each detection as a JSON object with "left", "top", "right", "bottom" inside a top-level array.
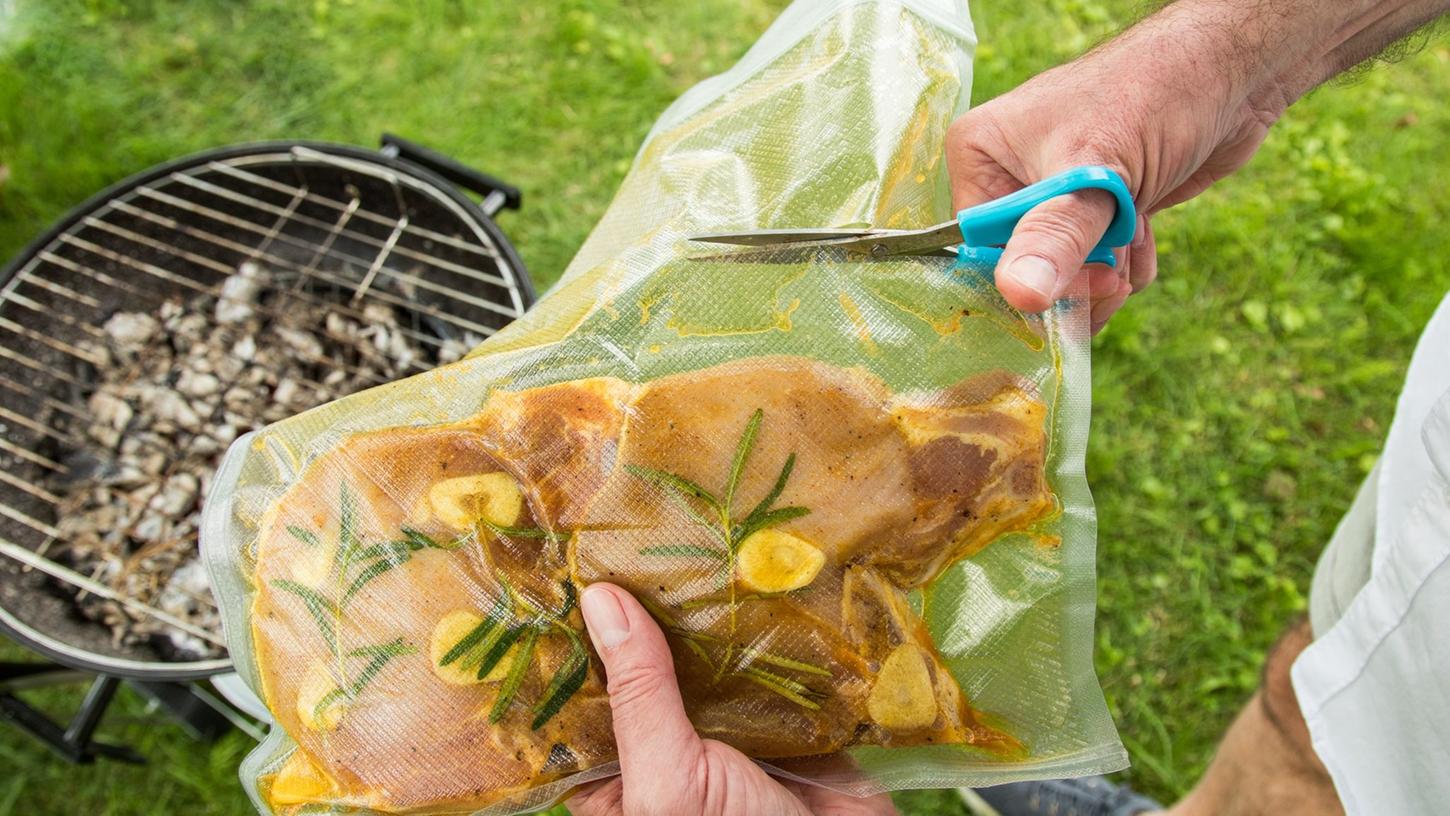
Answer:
[{"left": 0, "top": 137, "right": 533, "bottom": 686}]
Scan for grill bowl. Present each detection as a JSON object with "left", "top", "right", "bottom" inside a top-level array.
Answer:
[{"left": 0, "top": 140, "right": 532, "bottom": 679}]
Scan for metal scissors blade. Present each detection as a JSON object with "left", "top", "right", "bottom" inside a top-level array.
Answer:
[
  {"left": 690, "top": 221, "right": 962, "bottom": 258},
  {"left": 689, "top": 227, "right": 882, "bottom": 246},
  {"left": 689, "top": 166, "right": 1139, "bottom": 266}
]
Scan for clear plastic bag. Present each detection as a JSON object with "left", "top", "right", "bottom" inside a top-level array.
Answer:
[{"left": 202, "top": 1, "right": 1126, "bottom": 813}]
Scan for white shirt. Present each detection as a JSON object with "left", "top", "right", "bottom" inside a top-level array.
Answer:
[{"left": 1291, "top": 292, "right": 1450, "bottom": 815}]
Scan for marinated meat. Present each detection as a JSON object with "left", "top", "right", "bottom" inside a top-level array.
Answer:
[{"left": 251, "top": 357, "right": 1050, "bottom": 812}]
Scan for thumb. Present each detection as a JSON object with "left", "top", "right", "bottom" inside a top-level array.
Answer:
[
  {"left": 580, "top": 583, "right": 704, "bottom": 802},
  {"left": 994, "top": 188, "right": 1118, "bottom": 313}
]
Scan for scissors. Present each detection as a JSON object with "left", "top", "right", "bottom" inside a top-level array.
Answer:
[{"left": 690, "top": 165, "right": 1137, "bottom": 269}]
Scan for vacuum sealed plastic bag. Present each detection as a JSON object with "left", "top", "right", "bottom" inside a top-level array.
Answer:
[{"left": 202, "top": 1, "right": 1127, "bottom": 813}]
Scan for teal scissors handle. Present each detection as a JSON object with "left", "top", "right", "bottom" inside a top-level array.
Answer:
[{"left": 955, "top": 166, "right": 1136, "bottom": 268}]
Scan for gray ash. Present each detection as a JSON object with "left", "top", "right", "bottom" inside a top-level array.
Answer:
[{"left": 47, "top": 262, "right": 477, "bottom": 659}]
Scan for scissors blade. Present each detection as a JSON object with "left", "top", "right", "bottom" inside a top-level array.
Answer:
[
  {"left": 690, "top": 220, "right": 963, "bottom": 257},
  {"left": 688, "top": 227, "right": 884, "bottom": 246},
  {"left": 826, "top": 221, "right": 964, "bottom": 256}
]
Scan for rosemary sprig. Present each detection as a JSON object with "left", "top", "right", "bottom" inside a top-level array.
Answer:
[
  {"left": 281, "top": 479, "right": 602, "bottom": 727},
  {"left": 348, "top": 638, "right": 417, "bottom": 694},
  {"left": 310, "top": 637, "right": 416, "bottom": 719},
  {"left": 638, "top": 595, "right": 680, "bottom": 627},
  {"left": 723, "top": 408, "right": 762, "bottom": 510},
  {"left": 559, "top": 579, "right": 578, "bottom": 617},
  {"left": 335, "top": 482, "right": 359, "bottom": 568},
  {"left": 623, "top": 465, "right": 722, "bottom": 511},
  {"left": 353, "top": 539, "right": 411, "bottom": 563},
  {"left": 475, "top": 625, "right": 525, "bottom": 680},
  {"left": 625, "top": 409, "right": 833, "bottom": 710},
  {"left": 741, "top": 667, "right": 823, "bottom": 710},
  {"left": 678, "top": 587, "right": 814, "bottom": 610},
  {"left": 742, "top": 452, "right": 795, "bottom": 525},
  {"left": 432, "top": 576, "right": 591, "bottom": 729},
  {"left": 734, "top": 505, "right": 811, "bottom": 543},
  {"left": 441, "top": 619, "right": 494, "bottom": 668},
  {"left": 440, "top": 595, "right": 510, "bottom": 668},
  {"left": 532, "top": 633, "right": 589, "bottom": 729},
  {"left": 489, "top": 627, "right": 539, "bottom": 723},
  {"left": 399, "top": 526, "right": 451, "bottom": 550},
  {"left": 640, "top": 544, "right": 729, "bottom": 561},
  {"left": 272, "top": 579, "right": 337, "bottom": 653},
  {"left": 679, "top": 635, "right": 715, "bottom": 670},
  {"left": 744, "top": 648, "right": 832, "bottom": 678},
  {"left": 286, "top": 525, "right": 319, "bottom": 548},
  {"left": 624, "top": 464, "right": 727, "bottom": 537},
  {"left": 341, "top": 558, "right": 402, "bottom": 605},
  {"left": 311, "top": 687, "right": 347, "bottom": 721},
  {"left": 342, "top": 525, "right": 463, "bottom": 605},
  {"left": 481, "top": 520, "right": 560, "bottom": 541},
  {"left": 278, "top": 479, "right": 483, "bottom": 702}
]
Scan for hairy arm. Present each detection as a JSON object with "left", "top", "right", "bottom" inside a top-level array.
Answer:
[{"left": 948, "top": 0, "right": 1450, "bottom": 329}]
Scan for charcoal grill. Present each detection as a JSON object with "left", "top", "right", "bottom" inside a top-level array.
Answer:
[{"left": 0, "top": 136, "right": 534, "bottom": 759}]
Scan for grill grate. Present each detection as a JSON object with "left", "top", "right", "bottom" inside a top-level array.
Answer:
[{"left": 0, "top": 143, "right": 531, "bottom": 678}]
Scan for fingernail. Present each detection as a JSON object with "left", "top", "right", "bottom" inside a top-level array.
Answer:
[
  {"left": 1005, "top": 255, "right": 1057, "bottom": 300},
  {"left": 581, "top": 585, "right": 630, "bottom": 651}
]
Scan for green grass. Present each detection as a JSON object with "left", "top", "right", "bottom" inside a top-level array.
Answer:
[{"left": 2, "top": 1, "right": 1447, "bottom": 814}]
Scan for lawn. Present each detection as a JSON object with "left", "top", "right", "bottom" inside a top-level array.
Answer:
[{"left": 1, "top": 1, "right": 1447, "bottom": 814}]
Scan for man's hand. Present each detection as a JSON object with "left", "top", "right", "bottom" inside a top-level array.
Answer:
[
  {"left": 948, "top": 0, "right": 1450, "bottom": 331},
  {"left": 567, "top": 583, "right": 897, "bottom": 816}
]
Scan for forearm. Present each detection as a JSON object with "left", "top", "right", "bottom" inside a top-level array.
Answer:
[
  {"left": 1309, "top": 0, "right": 1450, "bottom": 81},
  {"left": 1125, "top": 0, "right": 1450, "bottom": 107},
  {"left": 945, "top": 0, "right": 1448, "bottom": 321},
  {"left": 1054, "top": 0, "right": 1450, "bottom": 207}
]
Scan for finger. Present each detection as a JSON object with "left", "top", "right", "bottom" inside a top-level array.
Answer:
[
  {"left": 566, "top": 778, "right": 624, "bottom": 816},
  {"left": 580, "top": 583, "right": 703, "bottom": 809},
  {"left": 1087, "top": 265, "right": 1121, "bottom": 304},
  {"left": 944, "top": 114, "right": 1025, "bottom": 211},
  {"left": 784, "top": 780, "right": 900, "bottom": 815},
  {"left": 1090, "top": 280, "right": 1134, "bottom": 334},
  {"left": 771, "top": 753, "right": 898, "bottom": 815},
  {"left": 1153, "top": 167, "right": 1218, "bottom": 213},
  {"left": 995, "top": 188, "right": 1117, "bottom": 313},
  {"left": 1127, "top": 215, "right": 1157, "bottom": 293}
]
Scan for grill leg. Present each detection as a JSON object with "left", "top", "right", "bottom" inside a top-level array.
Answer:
[
  {"left": 0, "top": 670, "right": 145, "bottom": 765},
  {"left": 129, "top": 680, "right": 234, "bottom": 742}
]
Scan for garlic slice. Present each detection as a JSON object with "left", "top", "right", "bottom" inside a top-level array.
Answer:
[
  {"left": 867, "top": 643, "right": 938, "bottom": 731},
  {"left": 737, "top": 529, "right": 825, "bottom": 593},
  {"left": 427, "top": 472, "right": 523, "bottom": 531}
]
